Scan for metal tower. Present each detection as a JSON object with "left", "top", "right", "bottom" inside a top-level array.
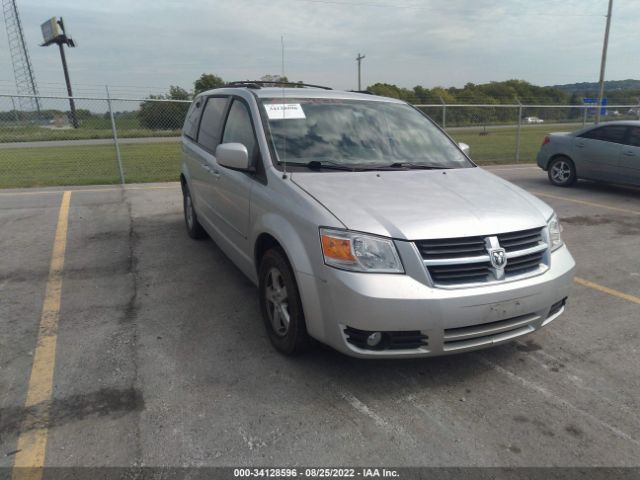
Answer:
[{"left": 2, "top": 0, "right": 40, "bottom": 111}]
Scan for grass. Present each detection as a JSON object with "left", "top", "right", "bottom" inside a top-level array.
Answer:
[
  {"left": 449, "top": 124, "right": 559, "bottom": 164},
  {"left": 0, "top": 123, "right": 563, "bottom": 188},
  {"left": 0, "top": 125, "right": 181, "bottom": 143},
  {"left": 0, "top": 142, "right": 180, "bottom": 188}
]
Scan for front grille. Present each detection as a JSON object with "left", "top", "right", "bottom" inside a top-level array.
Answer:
[
  {"left": 443, "top": 313, "right": 538, "bottom": 351},
  {"left": 416, "top": 227, "right": 548, "bottom": 288},
  {"left": 504, "top": 251, "right": 545, "bottom": 275},
  {"left": 428, "top": 261, "right": 492, "bottom": 284},
  {"left": 497, "top": 227, "right": 544, "bottom": 252},
  {"left": 344, "top": 326, "right": 428, "bottom": 351},
  {"left": 417, "top": 236, "right": 486, "bottom": 260}
]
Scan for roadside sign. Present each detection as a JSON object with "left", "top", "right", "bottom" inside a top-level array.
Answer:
[
  {"left": 41, "top": 17, "right": 61, "bottom": 44},
  {"left": 583, "top": 97, "right": 607, "bottom": 116}
]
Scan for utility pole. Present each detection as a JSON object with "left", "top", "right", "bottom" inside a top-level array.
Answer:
[
  {"left": 57, "top": 40, "right": 78, "bottom": 127},
  {"left": 40, "top": 16, "right": 78, "bottom": 128},
  {"left": 595, "top": 0, "right": 613, "bottom": 124},
  {"left": 356, "top": 53, "right": 365, "bottom": 91}
]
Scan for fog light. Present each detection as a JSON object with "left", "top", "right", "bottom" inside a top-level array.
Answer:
[{"left": 366, "top": 332, "right": 383, "bottom": 347}]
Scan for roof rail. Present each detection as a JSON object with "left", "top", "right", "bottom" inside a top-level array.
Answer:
[
  {"left": 225, "top": 81, "right": 332, "bottom": 90},
  {"left": 348, "top": 90, "right": 375, "bottom": 95}
]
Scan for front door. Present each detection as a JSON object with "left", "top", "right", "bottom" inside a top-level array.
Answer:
[
  {"left": 620, "top": 126, "right": 640, "bottom": 185},
  {"left": 573, "top": 125, "right": 626, "bottom": 182}
]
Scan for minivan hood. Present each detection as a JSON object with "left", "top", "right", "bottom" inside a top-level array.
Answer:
[{"left": 291, "top": 167, "right": 552, "bottom": 240}]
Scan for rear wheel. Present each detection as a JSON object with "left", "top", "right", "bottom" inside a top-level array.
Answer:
[
  {"left": 548, "top": 156, "right": 577, "bottom": 187},
  {"left": 183, "top": 184, "right": 207, "bottom": 239},
  {"left": 258, "top": 248, "right": 310, "bottom": 355}
]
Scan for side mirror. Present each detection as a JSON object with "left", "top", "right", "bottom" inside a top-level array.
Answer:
[
  {"left": 215, "top": 143, "right": 251, "bottom": 170},
  {"left": 459, "top": 142, "right": 470, "bottom": 156}
]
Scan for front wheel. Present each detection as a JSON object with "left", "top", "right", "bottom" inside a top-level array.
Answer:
[
  {"left": 258, "top": 248, "right": 311, "bottom": 355},
  {"left": 548, "top": 156, "right": 577, "bottom": 187}
]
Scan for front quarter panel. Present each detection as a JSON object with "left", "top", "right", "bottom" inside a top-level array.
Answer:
[{"left": 249, "top": 175, "right": 345, "bottom": 340}]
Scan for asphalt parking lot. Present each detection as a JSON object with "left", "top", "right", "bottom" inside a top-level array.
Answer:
[{"left": 1, "top": 165, "right": 639, "bottom": 469}]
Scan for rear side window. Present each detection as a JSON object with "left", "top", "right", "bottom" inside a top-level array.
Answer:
[
  {"left": 197, "top": 97, "right": 228, "bottom": 151},
  {"left": 222, "top": 100, "right": 258, "bottom": 162},
  {"left": 580, "top": 125, "right": 627, "bottom": 144},
  {"left": 627, "top": 127, "right": 640, "bottom": 147},
  {"left": 183, "top": 99, "right": 202, "bottom": 140}
]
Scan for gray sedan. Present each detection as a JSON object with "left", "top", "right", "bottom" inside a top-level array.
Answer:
[{"left": 536, "top": 120, "right": 640, "bottom": 187}]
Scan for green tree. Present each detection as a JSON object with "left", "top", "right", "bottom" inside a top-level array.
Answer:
[
  {"left": 367, "top": 83, "right": 413, "bottom": 100},
  {"left": 169, "top": 86, "right": 191, "bottom": 100},
  {"left": 194, "top": 73, "right": 225, "bottom": 94},
  {"left": 259, "top": 75, "right": 305, "bottom": 87},
  {"left": 138, "top": 85, "right": 191, "bottom": 130}
]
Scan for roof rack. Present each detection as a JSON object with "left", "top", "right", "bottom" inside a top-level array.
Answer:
[
  {"left": 348, "top": 90, "right": 375, "bottom": 95},
  {"left": 225, "top": 81, "right": 332, "bottom": 90}
]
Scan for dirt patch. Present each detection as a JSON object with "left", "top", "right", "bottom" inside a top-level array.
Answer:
[{"left": 0, "top": 387, "right": 144, "bottom": 442}]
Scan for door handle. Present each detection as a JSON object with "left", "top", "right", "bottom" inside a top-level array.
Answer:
[
  {"left": 202, "top": 164, "right": 221, "bottom": 176},
  {"left": 623, "top": 150, "right": 635, "bottom": 156},
  {"left": 575, "top": 142, "right": 585, "bottom": 148}
]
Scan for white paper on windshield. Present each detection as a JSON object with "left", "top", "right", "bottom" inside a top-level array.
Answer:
[{"left": 265, "top": 103, "right": 306, "bottom": 120}]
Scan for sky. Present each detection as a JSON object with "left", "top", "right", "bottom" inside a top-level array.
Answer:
[{"left": 1, "top": 0, "right": 638, "bottom": 97}]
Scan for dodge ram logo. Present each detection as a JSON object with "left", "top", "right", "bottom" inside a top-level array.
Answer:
[{"left": 489, "top": 248, "right": 507, "bottom": 269}]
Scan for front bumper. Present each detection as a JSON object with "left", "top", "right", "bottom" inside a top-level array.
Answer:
[{"left": 298, "top": 244, "right": 576, "bottom": 358}]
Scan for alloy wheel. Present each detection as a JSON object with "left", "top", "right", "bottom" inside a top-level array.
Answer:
[
  {"left": 265, "top": 267, "right": 290, "bottom": 336},
  {"left": 551, "top": 160, "right": 571, "bottom": 184}
]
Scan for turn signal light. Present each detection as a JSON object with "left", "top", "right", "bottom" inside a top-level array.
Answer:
[{"left": 321, "top": 234, "right": 355, "bottom": 261}]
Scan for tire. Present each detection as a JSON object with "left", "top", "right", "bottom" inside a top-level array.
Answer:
[
  {"left": 183, "top": 184, "right": 207, "bottom": 239},
  {"left": 258, "top": 248, "right": 311, "bottom": 355},
  {"left": 548, "top": 156, "right": 577, "bottom": 187}
]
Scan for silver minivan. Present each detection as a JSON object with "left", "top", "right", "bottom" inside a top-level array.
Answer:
[{"left": 180, "top": 83, "right": 576, "bottom": 358}]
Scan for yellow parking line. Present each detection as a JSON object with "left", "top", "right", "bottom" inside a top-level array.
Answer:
[
  {"left": 531, "top": 190, "right": 640, "bottom": 216},
  {"left": 0, "top": 184, "right": 178, "bottom": 196},
  {"left": 575, "top": 277, "right": 640, "bottom": 305},
  {"left": 12, "top": 191, "right": 71, "bottom": 480}
]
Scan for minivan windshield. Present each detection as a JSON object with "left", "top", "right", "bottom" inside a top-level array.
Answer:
[{"left": 261, "top": 98, "right": 472, "bottom": 169}]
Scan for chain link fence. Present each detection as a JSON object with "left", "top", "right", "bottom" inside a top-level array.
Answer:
[
  {"left": 417, "top": 103, "right": 640, "bottom": 164},
  {"left": 1, "top": 93, "right": 639, "bottom": 188},
  {"left": 0, "top": 94, "right": 188, "bottom": 188}
]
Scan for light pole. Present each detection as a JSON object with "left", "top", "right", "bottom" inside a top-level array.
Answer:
[
  {"left": 356, "top": 53, "right": 365, "bottom": 91},
  {"left": 595, "top": 0, "right": 613, "bottom": 124},
  {"left": 40, "top": 17, "right": 78, "bottom": 128}
]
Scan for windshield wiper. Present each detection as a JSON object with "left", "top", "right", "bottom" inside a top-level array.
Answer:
[
  {"left": 284, "top": 160, "right": 371, "bottom": 171},
  {"left": 387, "top": 162, "right": 453, "bottom": 170}
]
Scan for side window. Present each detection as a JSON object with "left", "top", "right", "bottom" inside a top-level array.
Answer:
[
  {"left": 222, "top": 100, "right": 258, "bottom": 162},
  {"left": 627, "top": 127, "right": 640, "bottom": 147},
  {"left": 197, "top": 97, "right": 228, "bottom": 151},
  {"left": 182, "top": 99, "right": 202, "bottom": 140},
  {"left": 580, "top": 125, "right": 627, "bottom": 144}
]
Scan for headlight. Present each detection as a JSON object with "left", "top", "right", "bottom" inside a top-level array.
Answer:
[
  {"left": 319, "top": 228, "right": 404, "bottom": 273},
  {"left": 547, "top": 214, "right": 564, "bottom": 251}
]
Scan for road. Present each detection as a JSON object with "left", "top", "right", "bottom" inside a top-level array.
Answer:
[{"left": 1, "top": 166, "right": 639, "bottom": 472}]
